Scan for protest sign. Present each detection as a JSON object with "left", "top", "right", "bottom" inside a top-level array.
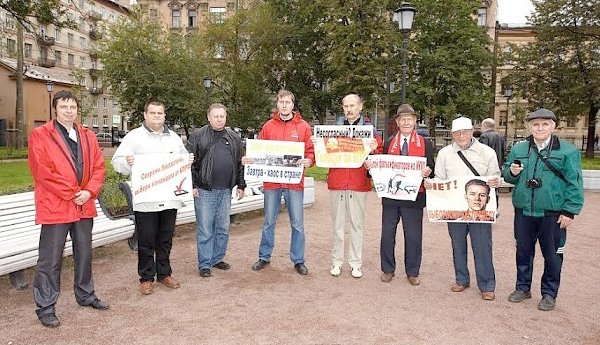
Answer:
[
  {"left": 131, "top": 153, "right": 193, "bottom": 205},
  {"left": 244, "top": 139, "right": 305, "bottom": 184},
  {"left": 426, "top": 176, "right": 497, "bottom": 223},
  {"left": 366, "top": 154, "right": 427, "bottom": 201},
  {"left": 313, "top": 125, "right": 373, "bottom": 168}
]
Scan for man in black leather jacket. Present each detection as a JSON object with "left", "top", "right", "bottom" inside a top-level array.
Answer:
[
  {"left": 186, "top": 103, "right": 246, "bottom": 278},
  {"left": 479, "top": 118, "right": 506, "bottom": 169}
]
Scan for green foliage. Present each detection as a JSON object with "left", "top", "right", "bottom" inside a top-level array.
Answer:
[
  {"left": 409, "top": 0, "right": 493, "bottom": 129},
  {"left": 305, "top": 166, "right": 328, "bottom": 182},
  {"left": 1, "top": 0, "right": 75, "bottom": 32},
  {"left": 100, "top": 9, "right": 208, "bottom": 134},
  {"left": 505, "top": 0, "right": 600, "bottom": 157}
]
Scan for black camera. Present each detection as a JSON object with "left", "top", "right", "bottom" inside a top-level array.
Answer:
[{"left": 526, "top": 178, "right": 542, "bottom": 189}]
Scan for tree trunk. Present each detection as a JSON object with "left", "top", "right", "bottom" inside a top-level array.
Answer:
[
  {"left": 16, "top": 23, "right": 25, "bottom": 149},
  {"left": 584, "top": 103, "right": 599, "bottom": 159}
]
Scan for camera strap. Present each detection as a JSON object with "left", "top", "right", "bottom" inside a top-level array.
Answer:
[
  {"left": 457, "top": 151, "right": 480, "bottom": 176},
  {"left": 533, "top": 148, "right": 567, "bottom": 184}
]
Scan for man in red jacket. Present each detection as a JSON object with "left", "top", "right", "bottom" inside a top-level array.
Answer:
[
  {"left": 328, "top": 94, "right": 383, "bottom": 279},
  {"left": 248, "top": 90, "right": 315, "bottom": 275},
  {"left": 28, "top": 90, "right": 107, "bottom": 328}
]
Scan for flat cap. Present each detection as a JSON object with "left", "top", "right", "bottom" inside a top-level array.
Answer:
[
  {"left": 393, "top": 103, "right": 418, "bottom": 119},
  {"left": 525, "top": 108, "right": 557, "bottom": 121}
]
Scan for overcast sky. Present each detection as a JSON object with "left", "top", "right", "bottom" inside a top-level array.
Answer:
[{"left": 497, "top": 0, "right": 535, "bottom": 24}]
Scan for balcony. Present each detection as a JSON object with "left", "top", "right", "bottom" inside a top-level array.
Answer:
[
  {"left": 89, "top": 51, "right": 98, "bottom": 60},
  {"left": 89, "top": 68, "right": 101, "bottom": 78},
  {"left": 89, "top": 87, "right": 103, "bottom": 95},
  {"left": 38, "top": 57, "right": 55, "bottom": 68},
  {"left": 186, "top": 26, "right": 198, "bottom": 33},
  {"left": 37, "top": 35, "right": 55, "bottom": 46},
  {"left": 89, "top": 30, "right": 103, "bottom": 40},
  {"left": 89, "top": 10, "right": 102, "bottom": 21}
]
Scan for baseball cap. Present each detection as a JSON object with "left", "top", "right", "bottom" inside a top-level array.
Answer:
[{"left": 451, "top": 117, "right": 473, "bottom": 132}]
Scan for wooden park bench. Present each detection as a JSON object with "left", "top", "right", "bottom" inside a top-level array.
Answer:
[{"left": 0, "top": 177, "right": 315, "bottom": 289}]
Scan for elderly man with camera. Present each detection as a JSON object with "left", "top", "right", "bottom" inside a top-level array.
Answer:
[{"left": 503, "top": 108, "right": 584, "bottom": 311}]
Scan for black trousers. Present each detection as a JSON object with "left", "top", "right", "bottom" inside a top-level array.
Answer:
[
  {"left": 134, "top": 209, "right": 177, "bottom": 282},
  {"left": 33, "top": 219, "right": 97, "bottom": 317},
  {"left": 380, "top": 204, "right": 424, "bottom": 277}
]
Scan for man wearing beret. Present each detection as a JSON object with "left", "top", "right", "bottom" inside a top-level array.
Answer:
[{"left": 503, "top": 108, "right": 584, "bottom": 311}]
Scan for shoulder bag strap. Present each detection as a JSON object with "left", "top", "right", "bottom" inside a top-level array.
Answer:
[
  {"left": 533, "top": 149, "right": 568, "bottom": 183},
  {"left": 457, "top": 151, "right": 480, "bottom": 176}
]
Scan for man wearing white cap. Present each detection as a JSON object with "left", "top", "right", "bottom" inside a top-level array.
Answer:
[{"left": 433, "top": 116, "right": 501, "bottom": 301}]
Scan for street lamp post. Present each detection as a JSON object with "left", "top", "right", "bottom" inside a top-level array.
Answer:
[
  {"left": 203, "top": 76, "right": 212, "bottom": 106},
  {"left": 45, "top": 80, "right": 54, "bottom": 121},
  {"left": 393, "top": 2, "right": 416, "bottom": 104},
  {"left": 503, "top": 84, "right": 512, "bottom": 139}
]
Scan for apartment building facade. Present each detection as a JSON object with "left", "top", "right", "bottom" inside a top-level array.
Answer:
[{"left": 0, "top": 0, "right": 131, "bottom": 145}]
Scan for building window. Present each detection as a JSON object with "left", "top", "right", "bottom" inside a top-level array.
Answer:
[
  {"left": 113, "top": 100, "right": 119, "bottom": 109},
  {"left": 68, "top": 53, "right": 75, "bottom": 67},
  {"left": 499, "top": 110, "right": 508, "bottom": 127},
  {"left": 54, "top": 50, "right": 62, "bottom": 63},
  {"left": 477, "top": 8, "right": 487, "bottom": 27},
  {"left": 149, "top": 8, "right": 158, "bottom": 20},
  {"left": 214, "top": 44, "right": 224, "bottom": 59},
  {"left": 566, "top": 118, "right": 577, "bottom": 128},
  {"left": 80, "top": 36, "right": 86, "bottom": 49},
  {"left": 209, "top": 7, "right": 226, "bottom": 24},
  {"left": 81, "top": 116, "right": 88, "bottom": 126},
  {"left": 199, "top": 3, "right": 208, "bottom": 11},
  {"left": 92, "top": 117, "right": 98, "bottom": 127},
  {"left": 103, "top": 97, "right": 108, "bottom": 108},
  {"left": 40, "top": 47, "right": 48, "bottom": 59},
  {"left": 171, "top": 9, "right": 181, "bottom": 28},
  {"left": 68, "top": 33, "right": 74, "bottom": 47},
  {"left": 79, "top": 56, "right": 85, "bottom": 68},
  {"left": 6, "top": 38, "right": 16, "bottom": 56},
  {"left": 102, "top": 117, "right": 108, "bottom": 127},
  {"left": 93, "top": 98, "right": 98, "bottom": 108},
  {"left": 4, "top": 14, "right": 16, "bottom": 30},
  {"left": 79, "top": 0, "right": 84, "bottom": 10},
  {"left": 227, "top": 2, "right": 235, "bottom": 11},
  {"left": 54, "top": 28, "right": 61, "bottom": 42},
  {"left": 79, "top": 77, "right": 86, "bottom": 86},
  {"left": 79, "top": 16, "right": 85, "bottom": 30},
  {"left": 188, "top": 9, "right": 197, "bottom": 27},
  {"left": 24, "top": 43, "right": 32, "bottom": 58}
]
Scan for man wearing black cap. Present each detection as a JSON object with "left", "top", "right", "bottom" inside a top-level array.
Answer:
[{"left": 503, "top": 108, "right": 584, "bottom": 311}]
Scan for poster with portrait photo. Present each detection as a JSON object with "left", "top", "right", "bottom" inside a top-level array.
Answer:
[
  {"left": 426, "top": 176, "right": 497, "bottom": 223},
  {"left": 366, "top": 154, "right": 427, "bottom": 201},
  {"left": 244, "top": 139, "right": 305, "bottom": 184},
  {"left": 313, "top": 125, "right": 373, "bottom": 168}
]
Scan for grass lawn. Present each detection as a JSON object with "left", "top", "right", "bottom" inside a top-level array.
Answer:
[{"left": 0, "top": 147, "right": 28, "bottom": 160}]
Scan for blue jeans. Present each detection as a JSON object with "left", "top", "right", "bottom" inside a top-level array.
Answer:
[
  {"left": 258, "top": 188, "right": 305, "bottom": 264},
  {"left": 447, "top": 222, "right": 495, "bottom": 292},
  {"left": 194, "top": 188, "right": 232, "bottom": 269}
]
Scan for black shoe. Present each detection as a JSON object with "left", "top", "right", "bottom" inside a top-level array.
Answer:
[
  {"left": 538, "top": 294, "right": 556, "bottom": 311},
  {"left": 213, "top": 261, "right": 231, "bottom": 270},
  {"left": 252, "top": 260, "right": 270, "bottom": 271},
  {"left": 508, "top": 290, "right": 532, "bottom": 303},
  {"left": 295, "top": 263, "right": 308, "bottom": 275},
  {"left": 39, "top": 313, "right": 60, "bottom": 328},
  {"left": 199, "top": 268, "right": 212, "bottom": 277},
  {"left": 81, "top": 298, "right": 109, "bottom": 310}
]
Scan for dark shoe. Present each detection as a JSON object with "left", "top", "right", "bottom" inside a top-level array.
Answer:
[
  {"left": 199, "top": 268, "right": 212, "bottom": 277},
  {"left": 159, "top": 276, "right": 180, "bottom": 289},
  {"left": 39, "top": 313, "right": 60, "bottom": 328},
  {"left": 83, "top": 298, "right": 109, "bottom": 310},
  {"left": 407, "top": 276, "right": 420, "bottom": 286},
  {"left": 140, "top": 281, "right": 153, "bottom": 295},
  {"left": 381, "top": 272, "right": 395, "bottom": 283},
  {"left": 252, "top": 260, "right": 270, "bottom": 271},
  {"left": 213, "top": 261, "right": 231, "bottom": 270},
  {"left": 508, "top": 289, "right": 532, "bottom": 303},
  {"left": 295, "top": 263, "right": 308, "bottom": 275},
  {"left": 537, "top": 294, "right": 556, "bottom": 311},
  {"left": 450, "top": 283, "right": 470, "bottom": 292},
  {"left": 482, "top": 291, "right": 496, "bottom": 301}
]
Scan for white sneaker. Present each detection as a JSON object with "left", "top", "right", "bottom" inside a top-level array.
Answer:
[
  {"left": 351, "top": 267, "right": 363, "bottom": 278},
  {"left": 330, "top": 265, "right": 341, "bottom": 277}
]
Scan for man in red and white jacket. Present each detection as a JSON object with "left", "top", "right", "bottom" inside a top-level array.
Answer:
[
  {"left": 28, "top": 90, "right": 107, "bottom": 328},
  {"left": 327, "top": 94, "right": 383, "bottom": 279},
  {"left": 247, "top": 90, "right": 315, "bottom": 275}
]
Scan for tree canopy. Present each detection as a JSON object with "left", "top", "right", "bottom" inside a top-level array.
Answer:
[{"left": 505, "top": 0, "right": 600, "bottom": 157}]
